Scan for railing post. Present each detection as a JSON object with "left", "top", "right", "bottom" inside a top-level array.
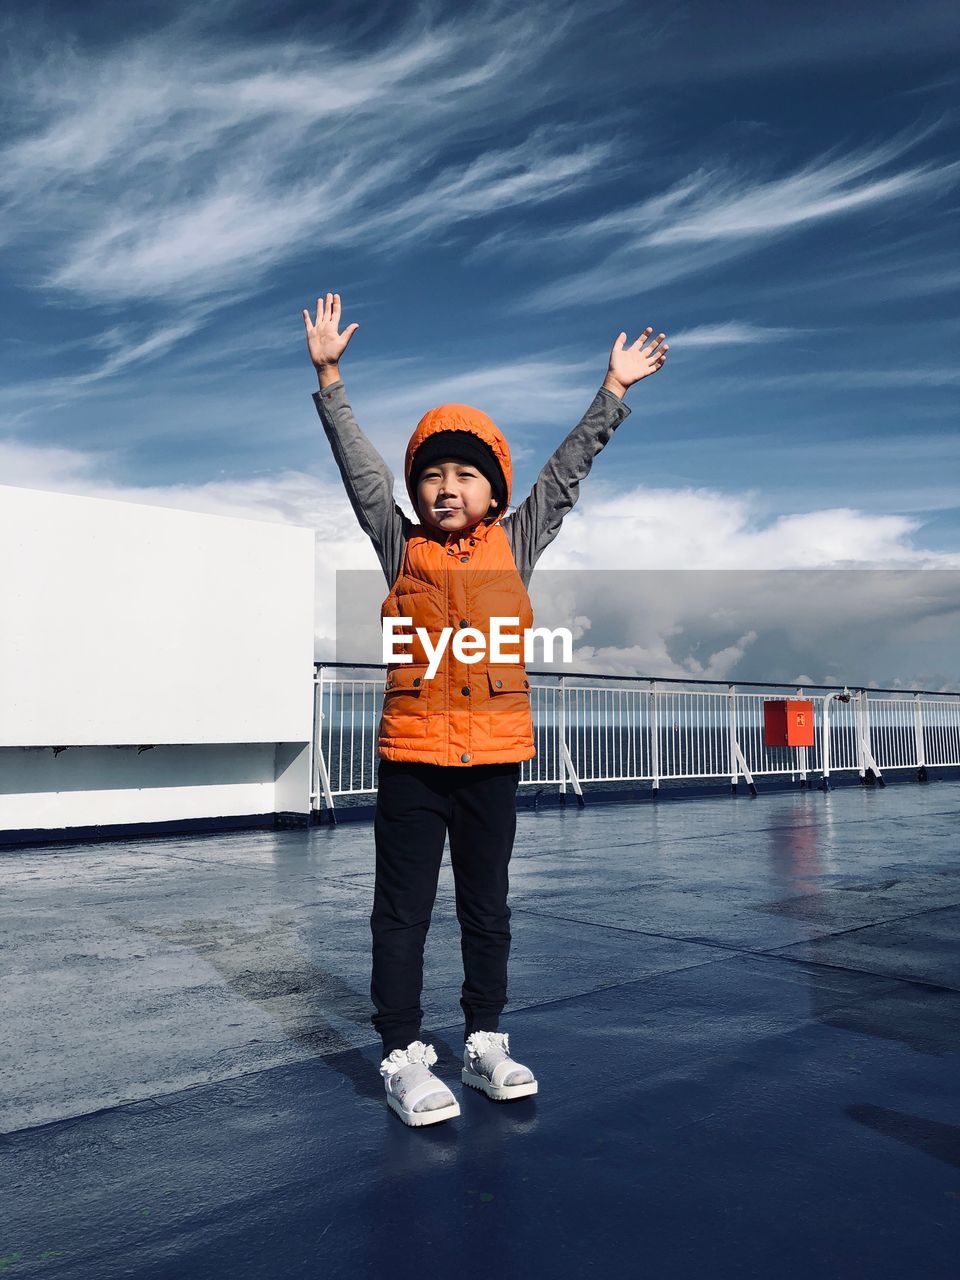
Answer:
[
  {"left": 913, "top": 693, "right": 928, "bottom": 783},
  {"left": 310, "top": 667, "right": 316, "bottom": 808},
  {"left": 726, "top": 683, "right": 756, "bottom": 797},
  {"left": 864, "top": 690, "right": 876, "bottom": 784},
  {"left": 728, "top": 684, "right": 738, "bottom": 794},
  {"left": 855, "top": 690, "right": 867, "bottom": 780},
  {"left": 556, "top": 675, "right": 584, "bottom": 806},
  {"left": 558, "top": 675, "right": 567, "bottom": 800},
  {"left": 796, "top": 686, "right": 808, "bottom": 788},
  {"left": 312, "top": 666, "right": 337, "bottom": 824},
  {"left": 649, "top": 680, "right": 660, "bottom": 798},
  {"left": 857, "top": 690, "right": 884, "bottom": 788},
  {"left": 820, "top": 692, "right": 834, "bottom": 791}
]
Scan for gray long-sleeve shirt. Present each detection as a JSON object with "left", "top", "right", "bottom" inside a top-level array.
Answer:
[{"left": 312, "top": 377, "right": 632, "bottom": 589}]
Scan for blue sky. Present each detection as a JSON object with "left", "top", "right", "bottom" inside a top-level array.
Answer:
[{"left": 1, "top": 0, "right": 958, "bottom": 683}]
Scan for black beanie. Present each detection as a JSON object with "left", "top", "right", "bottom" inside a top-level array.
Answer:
[{"left": 410, "top": 430, "right": 507, "bottom": 518}]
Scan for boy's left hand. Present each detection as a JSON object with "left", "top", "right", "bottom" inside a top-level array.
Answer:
[{"left": 604, "top": 327, "right": 668, "bottom": 397}]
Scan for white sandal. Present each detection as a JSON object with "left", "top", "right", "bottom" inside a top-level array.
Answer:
[
  {"left": 462, "top": 1030, "right": 538, "bottom": 1102},
  {"left": 380, "top": 1040, "right": 461, "bottom": 1127}
]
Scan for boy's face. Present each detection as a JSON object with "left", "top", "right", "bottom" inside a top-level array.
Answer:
[{"left": 417, "top": 458, "right": 498, "bottom": 532}]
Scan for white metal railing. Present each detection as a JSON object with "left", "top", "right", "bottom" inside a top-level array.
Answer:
[{"left": 310, "top": 664, "right": 960, "bottom": 815}]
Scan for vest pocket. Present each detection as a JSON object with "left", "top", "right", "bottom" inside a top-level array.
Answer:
[
  {"left": 380, "top": 663, "right": 431, "bottom": 738},
  {"left": 485, "top": 664, "right": 533, "bottom": 746},
  {"left": 486, "top": 665, "right": 531, "bottom": 696}
]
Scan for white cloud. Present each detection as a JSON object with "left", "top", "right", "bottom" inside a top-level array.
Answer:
[
  {"left": 527, "top": 565, "right": 960, "bottom": 688},
  {"left": 536, "top": 483, "right": 960, "bottom": 571},
  {"left": 5, "top": 433, "right": 957, "bottom": 682},
  {"left": 518, "top": 481, "right": 960, "bottom": 686}
]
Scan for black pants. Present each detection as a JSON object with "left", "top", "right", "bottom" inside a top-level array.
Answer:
[{"left": 370, "top": 759, "right": 521, "bottom": 1057}]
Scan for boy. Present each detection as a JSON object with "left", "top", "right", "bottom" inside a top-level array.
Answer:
[{"left": 305, "top": 293, "right": 667, "bottom": 1125}]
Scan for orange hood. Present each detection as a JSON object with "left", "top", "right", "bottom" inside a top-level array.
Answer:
[{"left": 404, "top": 403, "right": 512, "bottom": 529}]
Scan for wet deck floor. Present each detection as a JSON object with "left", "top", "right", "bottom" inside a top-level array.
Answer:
[{"left": 2, "top": 779, "right": 959, "bottom": 1277}]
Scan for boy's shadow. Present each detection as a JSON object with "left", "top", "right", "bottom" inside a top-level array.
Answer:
[{"left": 109, "top": 910, "right": 538, "bottom": 1133}]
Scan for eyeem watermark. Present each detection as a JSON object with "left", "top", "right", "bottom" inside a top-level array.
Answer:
[{"left": 384, "top": 616, "right": 573, "bottom": 679}]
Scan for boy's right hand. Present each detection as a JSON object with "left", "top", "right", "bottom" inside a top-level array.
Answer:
[{"left": 303, "top": 293, "right": 359, "bottom": 370}]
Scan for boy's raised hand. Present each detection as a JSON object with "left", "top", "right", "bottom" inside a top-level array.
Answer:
[
  {"left": 303, "top": 292, "right": 359, "bottom": 369},
  {"left": 604, "top": 327, "right": 668, "bottom": 396}
]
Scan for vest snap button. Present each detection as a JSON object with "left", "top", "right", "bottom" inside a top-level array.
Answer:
[
  {"left": 459, "top": 619, "right": 469, "bottom": 628},
  {"left": 469, "top": 539, "right": 476, "bottom": 545},
  {"left": 459, "top": 555, "right": 469, "bottom": 563},
  {"left": 461, "top": 686, "right": 470, "bottom": 696},
  {"left": 461, "top": 753, "right": 471, "bottom": 763},
  {"left": 413, "top": 678, "right": 421, "bottom": 686},
  {"left": 523, "top": 680, "right": 529, "bottom": 688},
  {"left": 495, "top": 680, "right": 503, "bottom": 688}
]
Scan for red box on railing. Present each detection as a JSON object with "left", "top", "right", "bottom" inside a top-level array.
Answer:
[{"left": 763, "top": 699, "right": 815, "bottom": 748}]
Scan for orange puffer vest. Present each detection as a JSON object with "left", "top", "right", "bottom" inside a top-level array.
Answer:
[{"left": 378, "top": 403, "right": 536, "bottom": 766}]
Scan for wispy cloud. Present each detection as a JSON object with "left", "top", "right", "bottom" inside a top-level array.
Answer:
[
  {"left": 646, "top": 132, "right": 957, "bottom": 245},
  {"left": 667, "top": 320, "right": 805, "bottom": 347},
  {"left": 72, "top": 316, "right": 213, "bottom": 384},
  {"left": 471, "top": 121, "right": 960, "bottom": 309},
  {"left": 332, "top": 132, "right": 618, "bottom": 249},
  {"left": 353, "top": 355, "right": 619, "bottom": 433},
  {"left": 0, "top": 1, "right": 612, "bottom": 314}
]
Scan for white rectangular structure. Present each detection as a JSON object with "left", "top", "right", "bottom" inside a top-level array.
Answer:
[{"left": 0, "top": 484, "right": 316, "bottom": 841}]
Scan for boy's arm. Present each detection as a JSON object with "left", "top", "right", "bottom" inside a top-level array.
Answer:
[
  {"left": 313, "top": 375, "right": 411, "bottom": 588},
  {"left": 504, "top": 385, "right": 631, "bottom": 586}
]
